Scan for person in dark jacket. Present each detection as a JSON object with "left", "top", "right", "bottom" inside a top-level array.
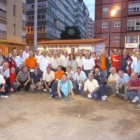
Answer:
[
  {"left": 121, "top": 50, "right": 132, "bottom": 75},
  {"left": 93, "top": 68, "right": 107, "bottom": 91}
]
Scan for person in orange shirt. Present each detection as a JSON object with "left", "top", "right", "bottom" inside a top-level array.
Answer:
[
  {"left": 99, "top": 50, "right": 110, "bottom": 80},
  {"left": 55, "top": 66, "right": 64, "bottom": 80},
  {"left": 51, "top": 66, "right": 64, "bottom": 96},
  {"left": 25, "top": 51, "right": 37, "bottom": 70}
]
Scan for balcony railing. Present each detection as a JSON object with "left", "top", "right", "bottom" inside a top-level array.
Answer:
[
  {"left": 127, "top": 26, "right": 140, "bottom": 31},
  {"left": 22, "top": 20, "right": 26, "bottom": 27},
  {"left": 22, "top": 36, "right": 26, "bottom": 43},
  {"left": 128, "top": 10, "right": 140, "bottom": 15},
  {"left": 22, "top": 2, "right": 27, "bottom": 11},
  {"left": 0, "top": 30, "right": 7, "bottom": 39},
  {"left": 0, "top": 10, "right": 6, "bottom": 19}
]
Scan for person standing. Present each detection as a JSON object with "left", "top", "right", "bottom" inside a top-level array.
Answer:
[
  {"left": 23, "top": 46, "right": 30, "bottom": 61},
  {"left": 68, "top": 53, "right": 77, "bottom": 72},
  {"left": 61, "top": 50, "right": 69, "bottom": 72}
]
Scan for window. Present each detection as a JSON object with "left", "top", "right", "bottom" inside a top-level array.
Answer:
[
  {"left": 126, "top": 36, "right": 138, "bottom": 43},
  {"left": 13, "top": 24, "right": 16, "bottom": 35},
  {"left": 127, "top": 19, "right": 140, "bottom": 31},
  {"left": 114, "top": 21, "right": 121, "bottom": 27},
  {"left": 128, "top": 3, "right": 140, "bottom": 12},
  {"left": 13, "top": 5, "right": 16, "bottom": 16},
  {"left": 103, "top": 7, "right": 108, "bottom": 13},
  {"left": 102, "top": 22, "right": 108, "bottom": 28},
  {"left": 114, "top": 36, "right": 120, "bottom": 42}
]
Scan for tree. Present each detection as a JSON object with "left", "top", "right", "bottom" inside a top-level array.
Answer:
[{"left": 60, "top": 26, "right": 81, "bottom": 39}]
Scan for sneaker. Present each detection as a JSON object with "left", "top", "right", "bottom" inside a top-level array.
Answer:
[
  {"left": 4, "top": 95, "right": 9, "bottom": 99},
  {"left": 116, "top": 91, "right": 119, "bottom": 94},
  {"left": 1, "top": 95, "right": 4, "bottom": 98},
  {"left": 44, "top": 89, "right": 47, "bottom": 92},
  {"left": 132, "top": 96, "right": 139, "bottom": 103},
  {"left": 102, "top": 95, "right": 107, "bottom": 101},
  {"left": 87, "top": 93, "right": 92, "bottom": 99}
]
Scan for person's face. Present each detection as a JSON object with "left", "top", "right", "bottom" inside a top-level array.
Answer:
[
  {"left": 67, "top": 67, "right": 71, "bottom": 72},
  {"left": 29, "top": 52, "right": 33, "bottom": 57},
  {"left": 62, "top": 75, "right": 67, "bottom": 81},
  {"left": 47, "top": 67, "right": 51, "bottom": 72},
  {"left": 23, "top": 67, "right": 28, "bottom": 73},
  {"left": 11, "top": 68, "right": 15, "bottom": 74},
  {"left": 85, "top": 52, "right": 89, "bottom": 58},
  {"left": 8, "top": 54, "right": 13, "bottom": 59},
  {"left": 88, "top": 74, "right": 93, "bottom": 80},
  {"left": 95, "top": 69, "right": 100, "bottom": 75},
  {"left": 19, "top": 51, "right": 23, "bottom": 56},
  {"left": 114, "top": 49, "right": 118, "bottom": 55},
  {"left": 13, "top": 50, "right": 17, "bottom": 56},
  {"left": 111, "top": 69, "right": 115, "bottom": 74},
  {"left": 57, "top": 67, "right": 61, "bottom": 72},
  {"left": 123, "top": 50, "right": 127, "bottom": 57},
  {"left": 119, "top": 71, "right": 123, "bottom": 78},
  {"left": 131, "top": 74, "right": 137, "bottom": 81},
  {"left": 25, "top": 46, "right": 29, "bottom": 51},
  {"left": 77, "top": 68, "right": 81, "bottom": 74},
  {"left": 3, "top": 65, "right": 8, "bottom": 70}
]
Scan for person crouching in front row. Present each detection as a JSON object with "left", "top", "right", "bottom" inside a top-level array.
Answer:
[
  {"left": 51, "top": 73, "right": 75, "bottom": 98},
  {"left": 83, "top": 73, "right": 107, "bottom": 101}
]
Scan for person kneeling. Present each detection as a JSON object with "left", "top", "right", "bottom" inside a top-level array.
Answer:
[
  {"left": 14, "top": 66, "right": 31, "bottom": 91},
  {"left": 51, "top": 73, "right": 75, "bottom": 98},
  {"left": 84, "top": 73, "right": 107, "bottom": 101},
  {"left": 30, "top": 67, "right": 43, "bottom": 91},
  {"left": 0, "top": 74, "right": 9, "bottom": 98}
]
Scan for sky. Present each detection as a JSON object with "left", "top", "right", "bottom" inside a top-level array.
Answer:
[{"left": 83, "top": 0, "right": 95, "bottom": 20}]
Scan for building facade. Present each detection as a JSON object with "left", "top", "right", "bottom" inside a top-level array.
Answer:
[
  {"left": 0, "top": 0, "right": 27, "bottom": 54},
  {"left": 26, "top": 0, "right": 76, "bottom": 47},
  {"left": 74, "top": 0, "right": 89, "bottom": 38},
  {"left": 94, "top": 0, "right": 140, "bottom": 50},
  {"left": 85, "top": 17, "right": 94, "bottom": 39},
  {"left": 26, "top": 0, "right": 90, "bottom": 47}
]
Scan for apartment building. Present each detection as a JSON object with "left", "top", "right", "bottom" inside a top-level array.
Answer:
[
  {"left": 0, "top": 0, "right": 27, "bottom": 54},
  {"left": 94, "top": 0, "right": 140, "bottom": 50},
  {"left": 26, "top": 0, "right": 76, "bottom": 46},
  {"left": 85, "top": 17, "right": 94, "bottom": 39},
  {"left": 75, "top": 0, "right": 89, "bottom": 38}
]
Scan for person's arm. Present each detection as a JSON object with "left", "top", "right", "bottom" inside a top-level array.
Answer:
[
  {"left": 57, "top": 84, "right": 62, "bottom": 98},
  {"left": 24, "top": 77, "right": 30, "bottom": 86}
]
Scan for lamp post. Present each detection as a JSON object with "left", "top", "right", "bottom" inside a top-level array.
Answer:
[
  {"left": 108, "top": 9, "right": 117, "bottom": 56},
  {"left": 34, "top": 0, "right": 38, "bottom": 52}
]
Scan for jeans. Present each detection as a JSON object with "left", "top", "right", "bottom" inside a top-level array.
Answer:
[
  {"left": 126, "top": 90, "right": 140, "bottom": 103},
  {"left": 84, "top": 70, "right": 91, "bottom": 77},
  {"left": 92, "top": 84, "right": 105, "bottom": 99},
  {"left": 101, "top": 70, "right": 107, "bottom": 80},
  {"left": 0, "top": 84, "right": 9, "bottom": 96},
  {"left": 74, "top": 81, "right": 84, "bottom": 94},
  {"left": 51, "top": 82, "right": 65, "bottom": 98}
]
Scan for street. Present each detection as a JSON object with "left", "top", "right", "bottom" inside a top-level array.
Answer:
[{"left": 0, "top": 92, "right": 140, "bottom": 140}]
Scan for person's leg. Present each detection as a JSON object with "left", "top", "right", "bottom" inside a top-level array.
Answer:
[
  {"left": 126, "top": 91, "right": 137, "bottom": 100},
  {"left": 5, "top": 84, "right": 9, "bottom": 94},
  {"left": 24, "top": 81, "right": 31, "bottom": 91},
  {"left": 51, "top": 82, "right": 58, "bottom": 97},
  {"left": 110, "top": 83, "right": 116, "bottom": 94},
  {"left": 6, "top": 78, "right": 10, "bottom": 88},
  {"left": 101, "top": 70, "right": 107, "bottom": 80},
  {"left": 137, "top": 90, "right": 140, "bottom": 104},
  {"left": 12, "top": 82, "right": 20, "bottom": 91}
]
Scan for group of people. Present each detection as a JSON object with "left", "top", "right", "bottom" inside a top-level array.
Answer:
[{"left": 0, "top": 46, "right": 140, "bottom": 107}]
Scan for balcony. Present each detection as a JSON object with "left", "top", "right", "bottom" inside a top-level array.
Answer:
[
  {"left": 0, "top": 9, "right": 6, "bottom": 20},
  {"left": 127, "top": 26, "right": 140, "bottom": 31},
  {"left": 0, "top": 30, "right": 7, "bottom": 40},
  {"left": 22, "top": 36, "right": 26, "bottom": 43},
  {"left": 22, "top": 20, "right": 26, "bottom": 27},
  {"left": 128, "top": 10, "right": 140, "bottom": 16},
  {"left": 22, "top": 2, "right": 27, "bottom": 11}
]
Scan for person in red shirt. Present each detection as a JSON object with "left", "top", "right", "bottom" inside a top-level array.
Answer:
[
  {"left": 9, "top": 67, "right": 16, "bottom": 92},
  {"left": 111, "top": 49, "right": 121, "bottom": 72},
  {"left": 125, "top": 73, "right": 140, "bottom": 106}
]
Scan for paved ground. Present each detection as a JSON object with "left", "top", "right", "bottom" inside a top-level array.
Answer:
[{"left": 0, "top": 92, "right": 140, "bottom": 140}]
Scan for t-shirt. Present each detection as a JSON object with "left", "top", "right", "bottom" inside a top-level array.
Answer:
[
  {"left": 0, "top": 74, "right": 5, "bottom": 85},
  {"left": 84, "top": 79, "right": 99, "bottom": 93},
  {"left": 117, "top": 73, "right": 130, "bottom": 84},
  {"left": 131, "top": 59, "right": 140, "bottom": 73},
  {"left": 31, "top": 72, "right": 42, "bottom": 84},
  {"left": 82, "top": 58, "right": 95, "bottom": 70},
  {"left": 25, "top": 57, "right": 37, "bottom": 69},
  {"left": 50, "top": 57, "right": 59, "bottom": 69},
  {"left": 39, "top": 56, "right": 50, "bottom": 72},
  {"left": 55, "top": 71, "right": 64, "bottom": 80},
  {"left": 43, "top": 71, "right": 55, "bottom": 82},
  {"left": 108, "top": 73, "right": 119, "bottom": 83},
  {"left": 10, "top": 72, "right": 16, "bottom": 86},
  {"left": 17, "top": 71, "right": 30, "bottom": 82},
  {"left": 111, "top": 55, "right": 121, "bottom": 72},
  {"left": 0, "top": 66, "right": 10, "bottom": 78},
  {"left": 74, "top": 71, "right": 87, "bottom": 81},
  {"left": 58, "top": 80, "right": 73, "bottom": 97},
  {"left": 100, "top": 57, "right": 106, "bottom": 70},
  {"left": 128, "top": 78, "right": 140, "bottom": 92}
]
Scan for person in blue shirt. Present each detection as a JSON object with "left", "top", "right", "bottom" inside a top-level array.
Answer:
[{"left": 51, "top": 73, "right": 75, "bottom": 98}]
